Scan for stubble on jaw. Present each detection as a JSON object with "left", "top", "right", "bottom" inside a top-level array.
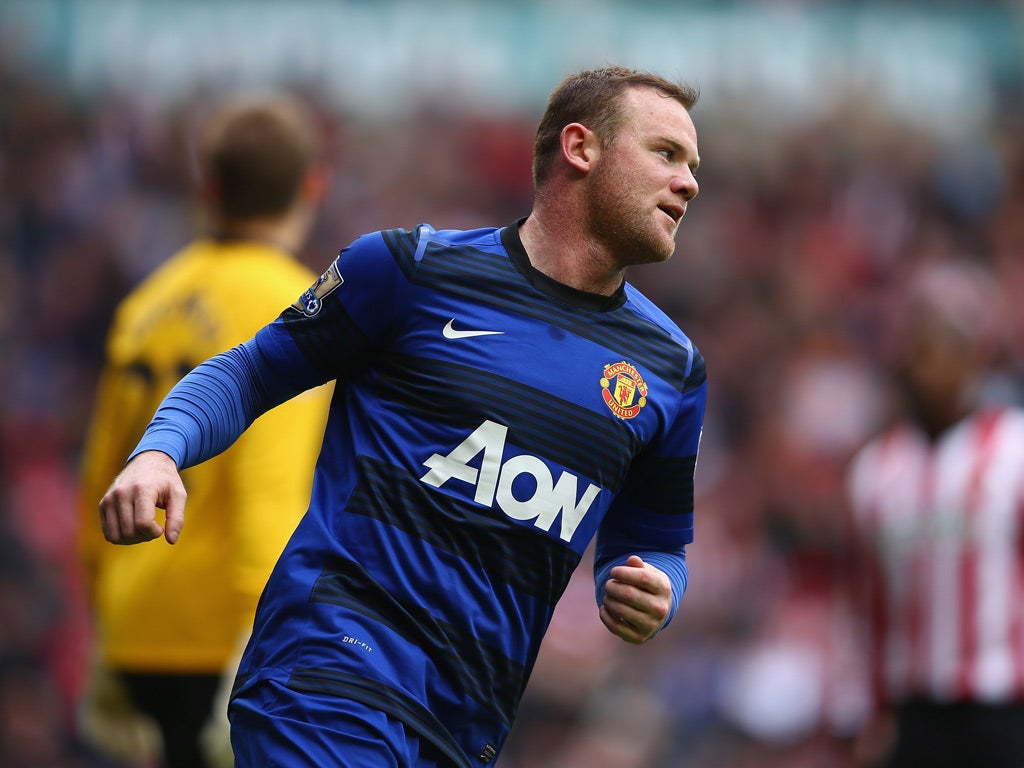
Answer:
[{"left": 585, "top": 152, "right": 678, "bottom": 270}]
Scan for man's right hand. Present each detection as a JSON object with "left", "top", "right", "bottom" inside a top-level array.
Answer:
[{"left": 99, "top": 450, "right": 186, "bottom": 545}]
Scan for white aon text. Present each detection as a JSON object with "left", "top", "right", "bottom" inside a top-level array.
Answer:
[{"left": 419, "top": 420, "right": 600, "bottom": 542}]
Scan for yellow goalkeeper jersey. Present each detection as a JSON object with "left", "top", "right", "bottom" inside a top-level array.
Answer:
[{"left": 79, "top": 238, "right": 331, "bottom": 672}]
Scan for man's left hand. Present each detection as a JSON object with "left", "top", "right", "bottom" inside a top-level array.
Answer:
[{"left": 599, "top": 555, "right": 672, "bottom": 644}]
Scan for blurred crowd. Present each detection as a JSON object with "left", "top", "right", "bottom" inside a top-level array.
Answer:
[{"left": 2, "top": 44, "right": 1024, "bottom": 768}]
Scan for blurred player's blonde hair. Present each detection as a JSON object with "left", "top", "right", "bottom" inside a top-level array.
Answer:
[
  {"left": 198, "top": 93, "right": 319, "bottom": 220},
  {"left": 532, "top": 65, "right": 699, "bottom": 186}
]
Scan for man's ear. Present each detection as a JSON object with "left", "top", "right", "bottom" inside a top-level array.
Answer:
[
  {"left": 560, "top": 123, "right": 599, "bottom": 175},
  {"left": 196, "top": 166, "right": 221, "bottom": 207},
  {"left": 300, "top": 166, "right": 330, "bottom": 205}
]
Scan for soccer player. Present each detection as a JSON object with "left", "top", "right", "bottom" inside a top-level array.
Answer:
[
  {"left": 79, "top": 94, "right": 333, "bottom": 768},
  {"left": 98, "top": 66, "right": 707, "bottom": 767},
  {"left": 847, "top": 260, "right": 1024, "bottom": 767}
]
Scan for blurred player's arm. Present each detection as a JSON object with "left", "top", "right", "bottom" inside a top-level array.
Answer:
[
  {"left": 81, "top": 365, "right": 135, "bottom": 587},
  {"left": 843, "top": 450, "right": 897, "bottom": 764}
]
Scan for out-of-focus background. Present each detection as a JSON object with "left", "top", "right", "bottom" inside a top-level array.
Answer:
[{"left": 2, "top": 1, "right": 1023, "bottom": 766}]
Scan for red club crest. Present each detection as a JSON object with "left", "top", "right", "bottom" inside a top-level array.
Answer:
[{"left": 600, "top": 361, "right": 648, "bottom": 420}]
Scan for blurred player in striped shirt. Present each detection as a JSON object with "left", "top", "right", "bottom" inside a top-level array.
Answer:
[{"left": 847, "top": 259, "right": 1024, "bottom": 767}]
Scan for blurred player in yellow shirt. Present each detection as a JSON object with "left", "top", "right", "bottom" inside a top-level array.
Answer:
[{"left": 78, "top": 93, "right": 332, "bottom": 768}]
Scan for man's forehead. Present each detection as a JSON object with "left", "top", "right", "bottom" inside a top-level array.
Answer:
[
  {"left": 624, "top": 88, "right": 697, "bottom": 143},
  {"left": 624, "top": 87, "right": 693, "bottom": 122},
  {"left": 624, "top": 84, "right": 688, "bottom": 109}
]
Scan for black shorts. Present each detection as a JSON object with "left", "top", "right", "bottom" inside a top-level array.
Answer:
[
  {"left": 888, "top": 699, "right": 1024, "bottom": 768},
  {"left": 120, "top": 671, "right": 221, "bottom": 768}
]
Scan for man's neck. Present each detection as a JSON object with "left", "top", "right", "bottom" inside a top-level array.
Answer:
[
  {"left": 209, "top": 211, "right": 306, "bottom": 256},
  {"left": 908, "top": 398, "right": 970, "bottom": 442},
  {"left": 518, "top": 212, "right": 625, "bottom": 297}
]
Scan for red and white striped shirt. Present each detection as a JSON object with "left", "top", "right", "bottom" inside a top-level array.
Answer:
[{"left": 848, "top": 406, "right": 1024, "bottom": 705}]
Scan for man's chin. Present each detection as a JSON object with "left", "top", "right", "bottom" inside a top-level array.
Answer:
[
  {"left": 630, "top": 245, "right": 675, "bottom": 267},
  {"left": 652, "top": 232, "right": 677, "bottom": 262}
]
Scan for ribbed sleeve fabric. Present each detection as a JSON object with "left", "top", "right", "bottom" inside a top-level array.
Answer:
[{"left": 129, "top": 339, "right": 289, "bottom": 470}]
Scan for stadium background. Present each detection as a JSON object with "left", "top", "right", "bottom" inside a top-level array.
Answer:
[{"left": 1, "top": 1, "right": 1023, "bottom": 765}]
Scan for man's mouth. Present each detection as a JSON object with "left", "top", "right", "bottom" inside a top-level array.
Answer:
[{"left": 658, "top": 204, "right": 685, "bottom": 224}]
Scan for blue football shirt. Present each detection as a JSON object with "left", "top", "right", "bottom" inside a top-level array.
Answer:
[{"left": 135, "top": 221, "right": 707, "bottom": 766}]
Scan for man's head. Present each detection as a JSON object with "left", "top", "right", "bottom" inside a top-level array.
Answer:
[
  {"left": 894, "top": 259, "right": 1004, "bottom": 433},
  {"left": 532, "top": 66, "right": 699, "bottom": 187},
  {"left": 197, "top": 93, "right": 321, "bottom": 221},
  {"left": 530, "top": 66, "right": 700, "bottom": 269}
]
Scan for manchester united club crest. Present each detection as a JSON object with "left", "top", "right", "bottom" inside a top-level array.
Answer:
[{"left": 600, "top": 361, "right": 648, "bottom": 420}]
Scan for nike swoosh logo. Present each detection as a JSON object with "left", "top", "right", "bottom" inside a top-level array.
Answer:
[{"left": 442, "top": 319, "right": 505, "bottom": 339}]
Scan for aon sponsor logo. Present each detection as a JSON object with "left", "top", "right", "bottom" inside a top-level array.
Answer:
[{"left": 420, "top": 420, "right": 600, "bottom": 542}]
